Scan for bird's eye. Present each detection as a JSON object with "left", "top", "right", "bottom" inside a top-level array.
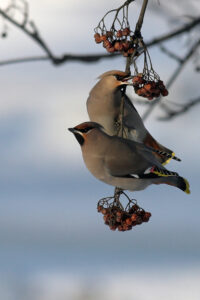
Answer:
[
  {"left": 79, "top": 126, "right": 94, "bottom": 133},
  {"left": 115, "top": 75, "right": 123, "bottom": 81}
]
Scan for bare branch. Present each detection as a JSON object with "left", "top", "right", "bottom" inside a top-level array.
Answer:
[
  {"left": 159, "top": 45, "right": 183, "bottom": 63},
  {"left": 0, "top": 53, "right": 118, "bottom": 67},
  {"left": 0, "top": 8, "right": 199, "bottom": 67},
  {"left": 158, "top": 96, "right": 200, "bottom": 120},
  {"left": 0, "top": 7, "right": 56, "bottom": 62},
  {"left": 147, "top": 17, "right": 200, "bottom": 47}
]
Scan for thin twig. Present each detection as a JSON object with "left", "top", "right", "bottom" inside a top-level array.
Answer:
[
  {"left": 147, "top": 17, "right": 200, "bottom": 47},
  {"left": 0, "top": 14, "right": 199, "bottom": 67},
  {"left": 0, "top": 8, "right": 56, "bottom": 62},
  {"left": 0, "top": 53, "right": 118, "bottom": 67},
  {"left": 159, "top": 45, "right": 183, "bottom": 63},
  {"left": 158, "top": 96, "right": 200, "bottom": 120},
  {"left": 0, "top": 6, "right": 199, "bottom": 67}
]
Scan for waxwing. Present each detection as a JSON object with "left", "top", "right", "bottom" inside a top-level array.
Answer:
[
  {"left": 68, "top": 122, "right": 190, "bottom": 194},
  {"left": 87, "top": 70, "right": 178, "bottom": 165}
]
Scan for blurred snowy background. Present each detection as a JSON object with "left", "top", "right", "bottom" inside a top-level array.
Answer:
[{"left": 0, "top": 0, "right": 200, "bottom": 299}]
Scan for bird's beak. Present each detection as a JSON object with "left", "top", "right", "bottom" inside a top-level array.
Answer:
[
  {"left": 68, "top": 127, "right": 84, "bottom": 145},
  {"left": 120, "top": 75, "right": 134, "bottom": 85},
  {"left": 68, "top": 127, "right": 76, "bottom": 133},
  {"left": 68, "top": 127, "right": 83, "bottom": 136}
]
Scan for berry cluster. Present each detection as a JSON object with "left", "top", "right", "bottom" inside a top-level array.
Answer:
[
  {"left": 94, "top": 28, "right": 138, "bottom": 57},
  {"left": 97, "top": 202, "right": 151, "bottom": 231},
  {"left": 132, "top": 74, "right": 169, "bottom": 100}
]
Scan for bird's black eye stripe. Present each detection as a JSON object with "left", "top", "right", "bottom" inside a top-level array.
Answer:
[
  {"left": 78, "top": 126, "right": 94, "bottom": 133},
  {"left": 115, "top": 75, "right": 124, "bottom": 81}
]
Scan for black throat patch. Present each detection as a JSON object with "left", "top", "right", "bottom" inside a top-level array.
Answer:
[{"left": 74, "top": 133, "right": 85, "bottom": 146}]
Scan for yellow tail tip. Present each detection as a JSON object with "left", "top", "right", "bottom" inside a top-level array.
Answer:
[
  {"left": 184, "top": 178, "right": 191, "bottom": 194},
  {"left": 162, "top": 152, "right": 175, "bottom": 166}
]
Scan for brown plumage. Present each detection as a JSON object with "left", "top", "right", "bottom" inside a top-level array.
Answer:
[
  {"left": 87, "top": 70, "right": 179, "bottom": 165},
  {"left": 68, "top": 122, "right": 190, "bottom": 194}
]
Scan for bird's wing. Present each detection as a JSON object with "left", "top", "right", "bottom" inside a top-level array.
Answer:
[
  {"left": 123, "top": 94, "right": 178, "bottom": 165},
  {"left": 123, "top": 94, "right": 146, "bottom": 130},
  {"left": 104, "top": 137, "right": 161, "bottom": 177}
]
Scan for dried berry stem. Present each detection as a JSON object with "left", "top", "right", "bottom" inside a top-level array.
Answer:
[{"left": 96, "top": 0, "right": 135, "bottom": 32}]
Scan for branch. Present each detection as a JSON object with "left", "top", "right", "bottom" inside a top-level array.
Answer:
[
  {"left": 0, "top": 11, "right": 199, "bottom": 67},
  {"left": 159, "top": 45, "right": 183, "bottom": 63},
  {"left": 0, "top": 53, "right": 118, "bottom": 67},
  {"left": 126, "top": 0, "right": 149, "bottom": 73},
  {"left": 142, "top": 39, "right": 200, "bottom": 121},
  {"left": 134, "top": 0, "right": 149, "bottom": 34},
  {"left": 146, "top": 16, "right": 200, "bottom": 47},
  {"left": 158, "top": 96, "right": 200, "bottom": 120},
  {"left": 0, "top": 7, "right": 56, "bottom": 62}
]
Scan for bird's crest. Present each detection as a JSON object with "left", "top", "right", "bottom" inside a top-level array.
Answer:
[
  {"left": 74, "top": 121, "right": 104, "bottom": 132},
  {"left": 98, "top": 70, "right": 128, "bottom": 80}
]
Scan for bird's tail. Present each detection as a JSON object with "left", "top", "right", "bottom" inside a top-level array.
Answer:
[
  {"left": 141, "top": 166, "right": 190, "bottom": 194},
  {"left": 150, "top": 148, "right": 180, "bottom": 163},
  {"left": 155, "top": 175, "right": 190, "bottom": 194},
  {"left": 144, "top": 133, "right": 180, "bottom": 165}
]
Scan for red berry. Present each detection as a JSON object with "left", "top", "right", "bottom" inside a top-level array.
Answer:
[
  {"left": 97, "top": 205, "right": 103, "bottom": 212},
  {"left": 131, "top": 213, "right": 138, "bottom": 222},
  {"left": 150, "top": 81, "right": 156, "bottom": 88},
  {"left": 122, "top": 223, "right": 129, "bottom": 231},
  {"left": 151, "top": 89, "right": 160, "bottom": 97},
  {"left": 136, "top": 217, "right": 143, "bottom": 225},
  {"left": 102, "top": 208, "right": 107, "bottom": 215},
  {"left": 100, "top": 35, "right": 107, "bottom": 42},
  {"left": 106, "top": 46, "right": 115, "bottom": 53},
  {"left": 134, "top": 76, "right": 144, "bottom": 85},
  {"left": 114, "top": 41, "right": 121, "bottom": 51},
  {"left": 103, "top": 214, "right": 109, "bottom": 221},
  {"left": 116, "top": 30, "right": 123, "bottom": 38},
  {"left": 132, "top": 76, "right": 140, "bottom": 85},
  {"left": 147, "top": 96, "right": 154, "bottom": 101},
  {"left": 116, "top": 211, "right": 122, "bottom": 216},
  {"left": 127, "top": 48, "right": 135, "bottom": 55},
  {"left": 94, "top": 33, "right": 100, "bottom": 39},
  {"left": 161, "top": 89, "right": 169, "bottom": 96},
  {"left": 142, "top": 212, "right": 152, "bottom": 222},
  {"left": 106, "top": 31, "right": 113, "bottom": 38},
  {"left": 122, "top": 27, "right": 130, "bottom": 36},
  {"left": 144, "top": 83, "right": 152, "bottom": 91},
  {"left": 125, "top": 218, "right": 132, "bottom": 226},
  {"left": 137, "top": 87, "right": 146, "bottom": 96},
  {"left": 103, "top": 40, "right": 112, "bottom": 48},
  {"left": 109, "top": 225, "right": 117, "bottom": 231},
  {"left": 123, "top": 51, "right": 129, "bottom": 57},
  {"left": 118, "top": 225, "right": 124, "bottom": 231},
  {"left": 95, "top": 37, "right": 101, "bottom": 44},
  {"left": 122, "top": 41, "right": 130, "bottom": 51}
]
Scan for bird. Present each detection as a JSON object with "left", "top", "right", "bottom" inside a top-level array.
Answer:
[
  {"left": 68, "top": 121, "right": 190, "bottom": 194},
  {"left": 87, "top": 70, "right": 179, "bottom": 165}
]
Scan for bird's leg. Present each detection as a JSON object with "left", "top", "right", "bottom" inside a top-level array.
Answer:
[{"left": 114, "top": 187, "right": 124, "bottom": 210}]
